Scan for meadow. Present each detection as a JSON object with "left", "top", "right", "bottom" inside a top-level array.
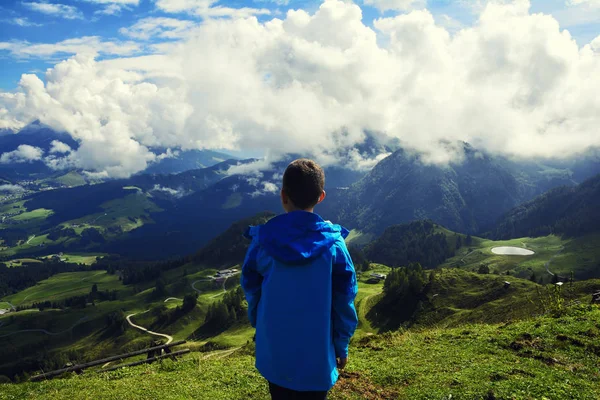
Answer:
[
  {"left": 441, "top": 234, "right": 600, "bottom": 281},
  {"left": 1, "top": 305, "right": 599, "bottom": 400}
]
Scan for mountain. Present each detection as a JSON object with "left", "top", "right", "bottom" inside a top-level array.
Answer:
[
  {"left": 492, "top": 174, "right": 600, "bottom": 239},
  {"left": 105, "top": 161, "right": 368, "bottom": 259},
  {"left": 0, "top": 123, "right": 79, "bottom": 181},
  {"left": 334, "top": 144, "right": 600, "bottom": 236},
  {"left": 0, "top": 123, "right": 238, "bottom": 183},
  {"left": 363, "top": 220, "right": 460, "bottom": 268},
  {"left": 192, "top": 211, "right": 276, "bottom": 268},
  {"left": 143, "top": 149, "right": 237, "bottom": 175}
]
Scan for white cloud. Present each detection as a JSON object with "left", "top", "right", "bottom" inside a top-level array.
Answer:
[
  {"left": 49, "top": 140, "right": 72, "bottom": 154},
  {"left": 363, "top": 0, "right": 425, "bottom": 12},
  {"left": 95, "top": 4, "right": 123, "bottom": 15},
  {"left": 84, "top": 0, "right": 139, "bottom": 4},
  {"left": 151, "top": 184, "right": 187, "bottom": 197},
  {"left": 1, "top": 0, "right": 600, "bottom": 177},
  {"left": 0, "top": 55, "right": 192, "bottom": 177},
  {"left": 6, "top": 17, "right": 42, "bottom": 27},
  {"left": 0, "top": 184, "right": 26, "bottom": 193},
  {"left": 84, "top": 0, "right": 139, "bottom": 15},
  {"left": 567, "top": 0, "right": 600, "bottom": 7},
  {"left": 250, "top": 180, "right": 279, "bottom": 197},
  {"left": 22, "top": 2, "right": 83, "bottom": 20},
  {"left": 120, "top": 17, "right": 197, "bottom": 40},
  {"left": 155, "top": 0, "right": 270, "bottom": 18},
  {"left": 0, "top": 36, "right": 141, "bottom": 59},
  {"left": 0, "top": 144, "right": 44, "bottom": 163}
]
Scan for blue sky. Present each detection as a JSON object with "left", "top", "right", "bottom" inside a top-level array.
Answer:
[{"left": 1, "top": 0, "right": 598, "bottom": 91}]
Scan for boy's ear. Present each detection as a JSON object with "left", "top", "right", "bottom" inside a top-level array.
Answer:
[
  {"left": 316, "top": 190, "right": 326, "bottom": 204},
  {"left": 280, "top": 189, "right": 289, "bottom": 205}
]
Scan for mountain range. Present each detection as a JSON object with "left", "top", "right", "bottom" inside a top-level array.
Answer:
[{"left": 2, "top": 126, "right": 600, "bottom": 260}]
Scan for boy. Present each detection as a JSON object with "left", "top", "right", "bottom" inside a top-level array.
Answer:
[{"left": 241, "top": 159, "right": 359, "bottom": 400}]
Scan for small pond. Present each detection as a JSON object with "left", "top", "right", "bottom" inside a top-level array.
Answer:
[{"left": 491, "top": 246, "right": 535, "bottom": 256}]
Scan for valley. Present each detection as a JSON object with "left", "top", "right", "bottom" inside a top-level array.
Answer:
[{"left": 1, "top": 131, "right": 600, "bottom": 399}]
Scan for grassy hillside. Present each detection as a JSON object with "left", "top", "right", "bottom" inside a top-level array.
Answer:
[
  {"left": 2, "top": 271, "right": 123, "bottom": 307},
  {"left": 2, "top": 306, "right": 599, "bottom": 399},
  {"left": 442, "top": 234, "right": 600, "bottom": 281}
]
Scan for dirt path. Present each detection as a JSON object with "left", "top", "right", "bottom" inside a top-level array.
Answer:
[
  {"left": 357, "top": 292, "right": 379, "bottom": 332},
  {"left": 460, "top": 249, "right": 478, "bottom": 264},
  {"left": 210, "top": 277, "right": 228, "bottom": 299},
  {"left": 164, "top": 297, "right": 182, "bottom": 302},
  {"left": 191, "top": 279, "right": 212, "bottom": 295},
  {"left": 26, "top": 235, "right": 35, "bottom": 245},
  {"left": 0, "top": 316, "right": 89, "bottom": 338},
  {"left": 200, "top": 347, "right": 241, "bottom": 360},
  {"left": 126, "top": 311, "right": 173, "bottom": 344},
  {"left": 545, "top": 247, "right": 564, "bottom": 277}
]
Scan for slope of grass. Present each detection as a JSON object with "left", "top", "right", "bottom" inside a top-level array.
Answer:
[
  {"left": 442, "top": 234, "right": 600, "bottom": 281},
  {"left": 12, "top": 209, "right": 53, "bottom": 222},
  {"left": 2, "top": 306, "right": 599, "bottom": 400},
  {"left": 2, "top": 271, "right": 123, "bottom": 306},
  {"left": 54, "top": 172, "right": 87, "bottom": 187}
]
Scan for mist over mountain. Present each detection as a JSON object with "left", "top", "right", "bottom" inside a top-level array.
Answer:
[
  {"left": 333, "top": 144, "right": 600, "bottom": 235},
  {"left": 0, "top": 124, "right": 236, "bottom": 181}
]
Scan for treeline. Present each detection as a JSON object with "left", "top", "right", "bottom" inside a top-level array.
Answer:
[
  {"left": 0, "top": 259, "right": 100, "bottom": 297},
  {"left": 493, "top": 174, "right": 600, "bottom": 239},
  {"left": 192, "top": 211, "right": 275, "bottom": 268},
  {"left": 363, "top": 220, "right": 456, "bottom": 268},
  {"left": 203, "top": 287, "right": 247, "bottom": 333},
  {"left": 94, "top": 255, "right": 189, "bottom": 285},
  {"left": 150, "top": 294, "right": 198, "bottom": 328},
  {"left": 1, "top": 229, "right": 28, "bottom": 247},
  {"left": 368, "top": 263, "right": 431, "bottom": 331},
  {"left": 19, "top": 285, "right": 118, "bottom": 312}
]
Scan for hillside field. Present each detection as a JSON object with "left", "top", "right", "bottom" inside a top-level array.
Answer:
[
  {"left": 441, "top": 234, "right": 600, "bottom": 281},
  {"left": 1, "top": 305, "right": 599, "bottom": 400}
]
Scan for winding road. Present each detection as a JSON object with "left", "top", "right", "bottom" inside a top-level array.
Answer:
[
  {"left": 126, "top": 311, "right": 173, "bottom": 345},
  {"left": 163, "top": 297, "right": 182, "bottom": 303},
  {"left": 26, "top": 235, "right": 36, "bottom": 245}
]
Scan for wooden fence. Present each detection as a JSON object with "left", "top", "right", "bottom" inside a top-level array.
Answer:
[{"left": 30, "top": 340, "right": 189, "bottom": 382}]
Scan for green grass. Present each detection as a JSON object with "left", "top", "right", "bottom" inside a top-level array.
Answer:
[
  {"left": 6, "top": 258, "right": 43, "bottom": 267},
  {"left": 442, "top": 234, "right": 600, "bottom": 282},
  {"left": 2, "top": 271, "right": 123, "bottom": 306},
  {"left": 354, "top": 264, "right": 390, "bottom": 337},
  {"left": 54, "top": 171, "right": 87, "bottom": 187},
  {"left": 66, "top": 193, "right": 162, "bottom": 234},
  {"left": 2, "top": 306, "right": 599, "bottom": 399},
  {"left": 12, "top": 209, "right": 53, "bottom": 222},
  {"left": 345, "top": 230, "right": 375, "bottom": 247},
  {"left": 59, "top": 254, "right": 106, "bottom": 265}
]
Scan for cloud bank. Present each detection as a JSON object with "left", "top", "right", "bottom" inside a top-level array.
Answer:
[
  {"left": 1, "top": 0, "right": 600, "bottom": 177},
  {"left": 0, "top": 145, "right": 44, "bottom": 164}
]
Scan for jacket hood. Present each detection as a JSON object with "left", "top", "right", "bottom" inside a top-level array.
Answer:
[{"left": 245, "top": 211, "right": 349, "bottom": 265}]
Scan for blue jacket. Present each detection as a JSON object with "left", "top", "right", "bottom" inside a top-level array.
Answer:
[{"left": 241, "top": 211, "right": 359, "bottom": 391}]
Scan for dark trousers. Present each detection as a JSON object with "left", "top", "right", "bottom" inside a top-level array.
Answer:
[{"left": 268, "top": 382, "right": 328, "bottom": 400}]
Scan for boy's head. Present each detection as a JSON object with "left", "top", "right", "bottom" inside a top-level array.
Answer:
[{"left": 281, "top": 159, "right": 326, "bottom": 212}]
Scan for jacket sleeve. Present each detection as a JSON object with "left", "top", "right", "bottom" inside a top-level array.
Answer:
[
  {"left": 241, "top": 239, "right": 262, "bottom": 328},
  {"left": 331, "top": 240, "right": 359, "bottom": 359}
]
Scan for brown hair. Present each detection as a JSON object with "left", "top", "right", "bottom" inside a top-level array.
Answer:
[{"left": 282, "top": 159, "right": 325, "bottom": 210}]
